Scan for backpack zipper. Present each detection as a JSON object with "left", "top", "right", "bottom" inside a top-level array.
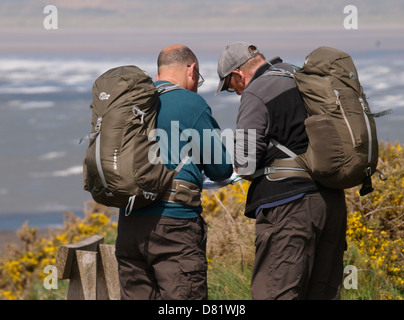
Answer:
[{"left": 334, "top": 90, "right": 356, "bottom": 147}]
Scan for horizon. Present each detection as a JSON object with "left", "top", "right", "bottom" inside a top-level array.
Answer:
[
  {"left": 0, "top": 0, "right": 403, "bottom": 59},
  {"left": 1, "top": 26, "right": 403, "bottom": 61}
]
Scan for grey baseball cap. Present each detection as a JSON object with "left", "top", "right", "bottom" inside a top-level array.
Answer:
[{"left": 215, "top": 41, "right": 260, "bottom": 95}]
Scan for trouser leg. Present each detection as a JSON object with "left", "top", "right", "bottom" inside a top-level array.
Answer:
[
  {"left": 251, "top": 190, "right": 346, "bottom": 300},
  {"left": 149, "top": 216, "right": 208, "bottom": 300},
  {"left": 116, "top": 255, "right": 161, "bottom": 300},
  {"left": 306, "top": 189, "right": 347, "bottom": 300},
  {"left": 115, "top": 214, "right": 161, "bottom": 300},
  {"left": 115, "top": 214, "right": 208, "bottom": 300}
]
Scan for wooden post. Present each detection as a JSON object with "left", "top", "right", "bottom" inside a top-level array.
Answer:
[
  {"left": 55, "top": 235, "right": 120, "bottom": 300},
  {"left": 99, "top": 244, "right": 120, "bottom": 300}
]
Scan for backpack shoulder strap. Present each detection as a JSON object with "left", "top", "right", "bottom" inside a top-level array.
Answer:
[
  {"left": 268, "top": 138, "right": 298, "bottom": 159},
  {"left": 259, "top": 67, "right": 295, "bottom": 79},
  {"left": 155, "top": 82, "right": 190, "bottom": 172},
  {"left": 156, "top": 83, "right": 182, "bottom": 94}
]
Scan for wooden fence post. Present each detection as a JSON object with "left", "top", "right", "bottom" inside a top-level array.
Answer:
[{"left": 55, "top": 235, "right": 120, "bottom": 300}]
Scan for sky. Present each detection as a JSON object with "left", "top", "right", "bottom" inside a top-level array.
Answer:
[{"left": 0, "top": 0, "right": 403, "bottom": 29}]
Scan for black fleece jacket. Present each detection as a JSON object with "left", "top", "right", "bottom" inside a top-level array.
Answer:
[{"left": 234, "top": 58, "right": 318, "bottom": 218}]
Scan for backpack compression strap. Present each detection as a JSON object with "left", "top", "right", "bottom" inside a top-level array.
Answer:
[
  {"left": 251, "top": 138, "right": 310, "bottom": 181},
  {"left": 161, "top": 179, "right": 202, "bottom": 207}
]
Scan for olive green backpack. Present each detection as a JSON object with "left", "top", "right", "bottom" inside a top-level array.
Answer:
[
  {"left": 83, "top": 65, "right": 188, "bottom": 212},
  {"left": 261, "top": 47, "right": 390, "bottom": 195},
  {"left": 294, "top": 46, "right": 385, "bottom": 195}
]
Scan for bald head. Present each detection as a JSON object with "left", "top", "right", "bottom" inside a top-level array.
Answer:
[
  {"left": 156, "top": 44, "right": 200, "bottom": 92},
  {"left": 157, "top": 44, "right": 198, "bottom": 72}
]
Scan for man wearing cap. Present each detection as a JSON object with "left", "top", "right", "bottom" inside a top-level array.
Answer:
[{"left": 216, "top": 42, "right": 347, "bottom": 300}]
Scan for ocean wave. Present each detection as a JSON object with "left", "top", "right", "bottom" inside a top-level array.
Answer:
[
  {"left": 0, "top": 57, "right": 156, "bottom": 88},
  {"left": 38, "top": 151, "right": 66, "bottom": 161},
  {"left": 6, "top": 100, "right": 55, "bottom": 110},
  {"left": 30, "top": 165, "right": 83, "bottom": 178},
  {"left": 1, "top": 56, "right": 403, "bottom": 114},
  {"left": 1, "top": 86, "right": 62, "bottom": 95},
  {"left": 2, "top": 55, "right": 403, "bottom": 114}
]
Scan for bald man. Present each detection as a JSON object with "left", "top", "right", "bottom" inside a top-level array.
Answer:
[{"left": 115, "top": 45, "right": 233, "bottom": 300}]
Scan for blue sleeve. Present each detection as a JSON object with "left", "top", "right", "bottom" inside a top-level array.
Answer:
[{"left": 192, "top": 105, "right": 234, "bottom": 181}]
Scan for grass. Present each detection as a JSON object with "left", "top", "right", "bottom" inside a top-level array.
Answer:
[{"left": 208, "top": 259, "right": 252, "bottom": 300}]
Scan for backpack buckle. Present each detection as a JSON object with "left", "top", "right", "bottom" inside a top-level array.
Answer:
[
  {"left": 132, "top": 106, "right": 146, "bottom": 124},
  {"left": 95, "top": 117, "right": 102, "bottom": 132}
]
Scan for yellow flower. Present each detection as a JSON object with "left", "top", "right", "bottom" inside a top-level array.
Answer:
[{"left": 2, "top": 290, "right": 20, "bottom": 300}]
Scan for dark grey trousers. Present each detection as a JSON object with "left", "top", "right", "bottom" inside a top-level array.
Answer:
[
  {"left": 251, "top": 189, "right": 347, "bottom": 300},
  {"left": 115, "top": 214, "right": 208, "bottom": 300}
]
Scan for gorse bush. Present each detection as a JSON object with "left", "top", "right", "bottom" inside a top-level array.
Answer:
[
  {"left": 343, "top": 142, "right": 404, "bottom": 299},
  {"left": 0, "top": 202, "right": 117, "bottom": 300},
  {"left": 0, "top": 142, "right": 403, "bottom": 300}
]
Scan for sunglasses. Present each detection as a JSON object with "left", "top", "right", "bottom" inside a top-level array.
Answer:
[
  {"left": 224, "top": 72, "right": 235, "bottom": 92},
  {"left": 187, "top": 65, "right": 205, "bottom": 87}
]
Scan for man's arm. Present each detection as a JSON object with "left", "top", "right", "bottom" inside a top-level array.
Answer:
[
  {"left": 234, "top": 92, "right": 269, "bottom": 176},
  {"left": 193, "top": 106, "right": 233, "bottom": 181}
]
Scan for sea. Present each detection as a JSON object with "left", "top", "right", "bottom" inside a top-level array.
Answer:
[{"left": 0, "top": 49, "right": 403, "bottom": 230}]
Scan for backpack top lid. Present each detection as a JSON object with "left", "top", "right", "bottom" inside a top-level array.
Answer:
[
  {"left": 91, "top": 65, "right": 158, "bottom": 118},
  {"left": 299, "top": 46, "right": 362, "bottom": 95}
]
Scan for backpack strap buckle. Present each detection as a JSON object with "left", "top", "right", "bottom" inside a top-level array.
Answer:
[
  {"left": 251, "top": 158, "right": 311, "bottom": 181},
  {"left": 161, "top": 180, "right": 202, "bottom": 207}
]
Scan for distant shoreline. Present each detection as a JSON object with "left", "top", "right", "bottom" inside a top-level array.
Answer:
[
  {"left": 0, "top": 210, "right": 84, "bottom": 232},
  {"left": 1, "top": 26, "right": 403, "bottom": 58}
]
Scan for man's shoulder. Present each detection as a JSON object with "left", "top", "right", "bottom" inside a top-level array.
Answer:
[
  {"left": 156, "top": 82, "right": 211, "bottom": 123},
  {"left": 249, "top": 63, "right": 296, "bottom": 93}
]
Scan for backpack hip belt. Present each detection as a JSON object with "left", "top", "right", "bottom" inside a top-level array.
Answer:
[
  {"left": 161, "top": 180, "right": 202, "bottom": 207},
  {"left": 251, "top": 158, "right": 311, "bottom": 181}
]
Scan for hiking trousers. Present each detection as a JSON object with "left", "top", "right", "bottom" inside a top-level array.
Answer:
[
  {"left": 115, "top": 214, "right": 208, "bottom": 300},
  {"left": 251, "top": 188, "right": 347, "bottom": 300}
]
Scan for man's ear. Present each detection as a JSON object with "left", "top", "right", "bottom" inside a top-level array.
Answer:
[
  {"left": 187, "top": 62, "right": 196, "bottom": 79},
  {"left": 186, "top": 62, "right": 198, "bottom": 92},
  {"left": 233, "top": 69, "right": 244, "bottom": 81},
  {"left": 231, "top": 69, "right": 244, "bottom": 87}
]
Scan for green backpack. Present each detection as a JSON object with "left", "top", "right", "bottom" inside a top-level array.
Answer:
[
  {"left": 83, "top": 65, "right": 188, "bottom": 212},
  {"left": 258, "top": 47, "right": 390, "bottom": 195}
]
